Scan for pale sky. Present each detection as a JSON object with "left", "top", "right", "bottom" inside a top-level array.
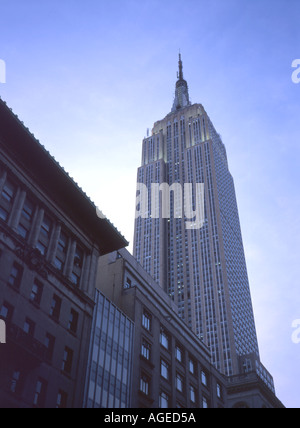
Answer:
[{"left": 1, "top": 0, "right": 300, "bottom": 408}]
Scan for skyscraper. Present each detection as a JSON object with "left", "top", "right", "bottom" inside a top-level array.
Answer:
[{"left": 133, "top": 54, "right": 267, "bottom": 379}]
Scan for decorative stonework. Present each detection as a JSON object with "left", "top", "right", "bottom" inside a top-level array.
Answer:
[{"left": 15, "top": 244, "right": 49, "bottom": 279}]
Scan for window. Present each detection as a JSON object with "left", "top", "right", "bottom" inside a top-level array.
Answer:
[
  {"left": 176, "top": 346, "right": 183, "bottom": 363},
  {"left": 68, "top": 309, "right": 79, "bottom": 334},
  {"left": 10, "top": 370, "right": 22, "bottom": 395},
  {"left": 0, "top": 301, "right": 14, "bottom": 323},
  {"left": 201, "top": 370, "right": 208, "bottom": 387},
  {"left": 217, "top": 383, "right": 222, "bottom": 399},
  {"left": 30, "top": 280, "right": 43, "bottom": 306},
  {"left": 160, "top": 359, "right": 169, "bottom": 380},
  {"left": 202, "top": 396, "right": 209, "bottom": 409},
  {"left": 189, "top": 358, "right": 195, "bottom": 375},
  {"left": 176, "top": 373, "right": 184, "bottom": 393},
  {"left": 159, "top": 392, "right": 169, "bottom": 409},
  {"left": 40, "top": 215, "right": 52, "bottom": 238},
  {"left": 2, "top": 181, "right": 16, "bottom": 203},
  {"left": 62, "top": 347, "right": 73, "bottom": 375},
  {"left": 190, "top": 385, "right": 196, "bottom": 403},
  {"left": 56, "top": 390, "right": 68, "bottom": 409},
  {"left": 8, "top": 262, "right": 23, "bottom": 289},
  {"left": 74, "top": 246, "right": 83, "bottom": 268},
  {"left": 160, "top": 328, "right": 169, "bottom": 350},
  {"left": 142, "top": 310, "right": 151, "bottom": 331},
  {"left": 55, "top": 231, "right": 68, "bottom": 272},
  {"left": 141, "top": 339, "right": 151, "bottom": 361},
  {"left": 71, "top": 272, "right": 80, "bottom": 286},
  {"left": 125, "top": 277, "right": 132, "bottom": 289},
  {"left": 0, "top": 179, "right": 16, "bottom": 222},
  {"left": 37, "top": 214, "right": 52, "bottom": 256},
  {"left": 140, "top": 374, "right": 150, "bottom": 396},
  {"left": 71, "top": 245, "right": 84, "bottom": 286},
  {"left": 18, "top": 198, "right": 34, "bottom": 239},
  {"left": 33, "top": 378, "right": 47, "bottom": 408},
  {"left": 44, "top": 333, "right": 55, "bottom": 361},
  {"left": 57, "top": 231, "right": 68, "bottom": 253},
  {"left": 50, "top": 295, "right": 62, "bottom": 321},
  {"left": 23, "top": 318, "right": 35, "bottom": 336}
]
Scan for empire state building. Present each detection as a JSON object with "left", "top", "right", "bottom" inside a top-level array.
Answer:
[{"left": 133, "top": 54, "right": 274, "bottom": 386}]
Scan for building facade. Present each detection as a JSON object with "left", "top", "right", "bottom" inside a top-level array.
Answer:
[
  {"left": 0, "top": 98, "right": 127, "bottom": 408},
  {"left": 133, "top": 54, "right": 263, "bottom": 379},
  {"left": 84, "top": 290, "right": 134, "bottom": 409},
  {"left": 94, "top": 248, "right": 228, "bottom": 409}
]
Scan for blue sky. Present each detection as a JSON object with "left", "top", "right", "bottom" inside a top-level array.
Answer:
[{"left": 1, "top": 0, "right": 300, "bottom": 408}]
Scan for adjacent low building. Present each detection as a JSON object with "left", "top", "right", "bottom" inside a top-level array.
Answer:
[
  {"left": 91, "top": 248, "right": 227, "bottom": 409},
  {"left": 86, "top": 248, "right": 284, "bottom": 409}
]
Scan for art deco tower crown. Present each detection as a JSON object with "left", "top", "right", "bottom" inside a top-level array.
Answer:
[{"left": 171, "top": 54, "right": 191, "bottom": 112}]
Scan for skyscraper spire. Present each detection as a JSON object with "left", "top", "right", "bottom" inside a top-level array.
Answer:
[
  {"left": 172, "top": 52, "right": 191, "bottom": 112},
  {"left": 178, "top": 52, "right": 184, "bottom": 80}
]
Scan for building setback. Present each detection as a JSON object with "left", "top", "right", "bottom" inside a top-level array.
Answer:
[{"left": 0, "top": 98, "right": 127, "bottom": 408}]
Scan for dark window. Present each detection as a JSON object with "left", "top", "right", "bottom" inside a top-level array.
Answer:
[
  {"left": 8, "top": 263, "right": 23, "bottom": 289},
  {"left": 30, "top": 279, "right": 43, "bottom": 305},
  {"left": 159, "top": 392, "right": 169, "bottom": 409},
  {"left": 203, "top": 396, "right": 209, "bottom": 409},
  {"left": 33, "top": 378, "right": 47, "bottom": 408},
  {"left": 160, "top": 359, "right": 169, "bottom": 380},
  {"left": 175, "top": 346, "right": 183, "bottom": 363},
  {"left": 201, "top": 370, "right": 208, "bottom": 387},
  {"left": 217, "top": 383, "right": 222, "bottom": 399},
  {"left": 56, "top": 390, "right": 68, "bottom": 409},
  {"left": 176, "top": 373, "right": 184, "bottom": 392},
  {"left": 57, "top": 232, "right": 68, "bottom": 253},
  {"left": 141, "top": 339, "right": 151, "bottom": 360},
  {"left": 50, "top": 295, "right": 62, "bottom": 321},
  {"left": 2, "top": 181, "right": 16, "bottom": 203},
  {"left": 18, "top": 198, "right": 35, "bottom": 239},
  {"left": 40, "top": 215, "right": 52, "bottom": 239},
  {"left": 62, "top": 347, "right": 73, "bottom": 375},
  {"left": 125, "top": 277, "right": 132, "bottom": 289},
  {"left": 10, "top": 370, "right": 23, "bottom": 396},
  {"left": 0, "top": 301, "right": 14, "bottom": 323},
  {"left": 55, "top": 231, "right": 68, "bottom": 272},
  {"left": 37, "top": 214, "right": 52, "bottom": 256},
  {"left": 74, "top": 246, "right": 83, "bottom": 268},
  {"left": 71, "top": 272, "right": 80, "bottom": 286},
  {"left": 189, "top": 358, "right": 196, "bottom": 375},
  {"left": 68, "top": 309, "right": 79, "bottom": 334},
  {"left": 23, "top": 318, "right": 35, "bottom": 336},
  {"left": 44, "top": 333, "right": 55, "bottom": 361},
  {"left": 0, "top": 180, "right": 16, "bottom": 222},
  {"left": 140, "top": 374, "right": 150, "bottom": 396},
  {"left": 22, "top": 199, "right": 34, "bottom": 222},
  {"left": 160, "top": 328, "right": 169, "bottom": 350},
  {"left": 71, "top": 245, "right": 84, "bottom": 286},
  {"left": 142, "top": 310, "right": 151, "bottom": 331}
]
